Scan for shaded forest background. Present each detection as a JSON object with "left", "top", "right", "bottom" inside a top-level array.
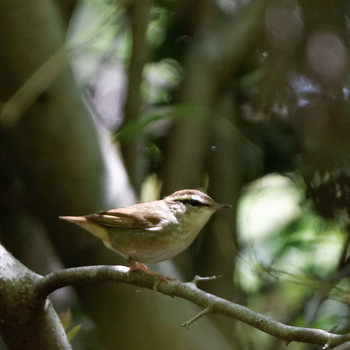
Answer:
[{"left": 1, "top": 0, "right": 350, "bottom": 349}]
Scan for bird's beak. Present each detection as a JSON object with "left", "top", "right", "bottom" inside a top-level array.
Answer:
[{"left": 215, "top": 203, "right": 232, "bottom": 210}]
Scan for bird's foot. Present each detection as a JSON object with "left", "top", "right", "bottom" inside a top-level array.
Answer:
[{"left": 127, "top": 258, "right": 174, "bottom": 291}]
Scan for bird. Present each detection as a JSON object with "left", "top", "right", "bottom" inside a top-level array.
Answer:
[{"left": 59, "top": 189, "right": 230, "bottom": 269}]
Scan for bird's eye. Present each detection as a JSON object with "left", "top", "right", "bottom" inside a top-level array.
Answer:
[
  {"left": 177, "top": 198, "right": 204, "bottom": 206},
  {"left": 190, "top": 199, "right": 199, "bottom": 206}
]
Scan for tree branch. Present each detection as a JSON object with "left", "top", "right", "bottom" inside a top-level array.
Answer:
[
  {"left": 0, "top": 245, "right": 71, "bottom": 349},
  {"left": 34, "top": 265, "right": 350, "bottom": 349}
]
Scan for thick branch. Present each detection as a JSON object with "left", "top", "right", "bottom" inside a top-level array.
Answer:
[
  {"left": 0, "top": 245, "right": 71, "bottom": 349},
  {"left": 34, "top": 265, "right": 350, "bottom": 349}
]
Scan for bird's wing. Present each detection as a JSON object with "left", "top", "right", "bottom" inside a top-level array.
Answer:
[{"left": 85, "top": 203, "right": 164, "bottom": 230}]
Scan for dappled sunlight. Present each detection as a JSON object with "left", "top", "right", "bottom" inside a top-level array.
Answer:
[
  {"left": 236, "top": 173, "right": 347, "bottom": 333},
  {"left": 238, "top": 174, "right": 301, "bottom": 241}
]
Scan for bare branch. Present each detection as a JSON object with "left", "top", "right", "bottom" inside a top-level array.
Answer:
[{"left": 34, "top": 265, "right": 350, "bottom": 348}]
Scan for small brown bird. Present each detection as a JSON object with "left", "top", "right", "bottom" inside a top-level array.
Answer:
[{"left": 60, "top": 189, "right": 230, "bottom": 266}]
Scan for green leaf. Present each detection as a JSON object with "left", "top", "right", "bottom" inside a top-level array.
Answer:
[
  {"left": 115, "top": 104, "right": 205, "bottom": 141},
  {"left": 67, "top": 324, "right": 81, "bottom": 342}
]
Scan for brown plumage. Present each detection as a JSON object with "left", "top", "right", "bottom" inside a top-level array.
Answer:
[{"left": 60, "top": 189, "right": 230, "bottom": 263}]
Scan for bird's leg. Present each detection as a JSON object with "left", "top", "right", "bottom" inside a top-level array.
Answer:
[
  {"left": 127, "top": 257, "right": 174, "bottom": 291},
  {"left": 127, "top": 259, "right": 150, "bottom": 272}
]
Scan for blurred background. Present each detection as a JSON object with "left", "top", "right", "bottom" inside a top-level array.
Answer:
[{"left": 1, "top": 0, "right": 350, "bottom": 349}]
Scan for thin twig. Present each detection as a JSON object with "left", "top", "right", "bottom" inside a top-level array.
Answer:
[
  {"left": 192, "top": 275, "right": 222, "bottom": 286},
  {"left": 182, "top": 308, "right": 212, "bottom": 329}
]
